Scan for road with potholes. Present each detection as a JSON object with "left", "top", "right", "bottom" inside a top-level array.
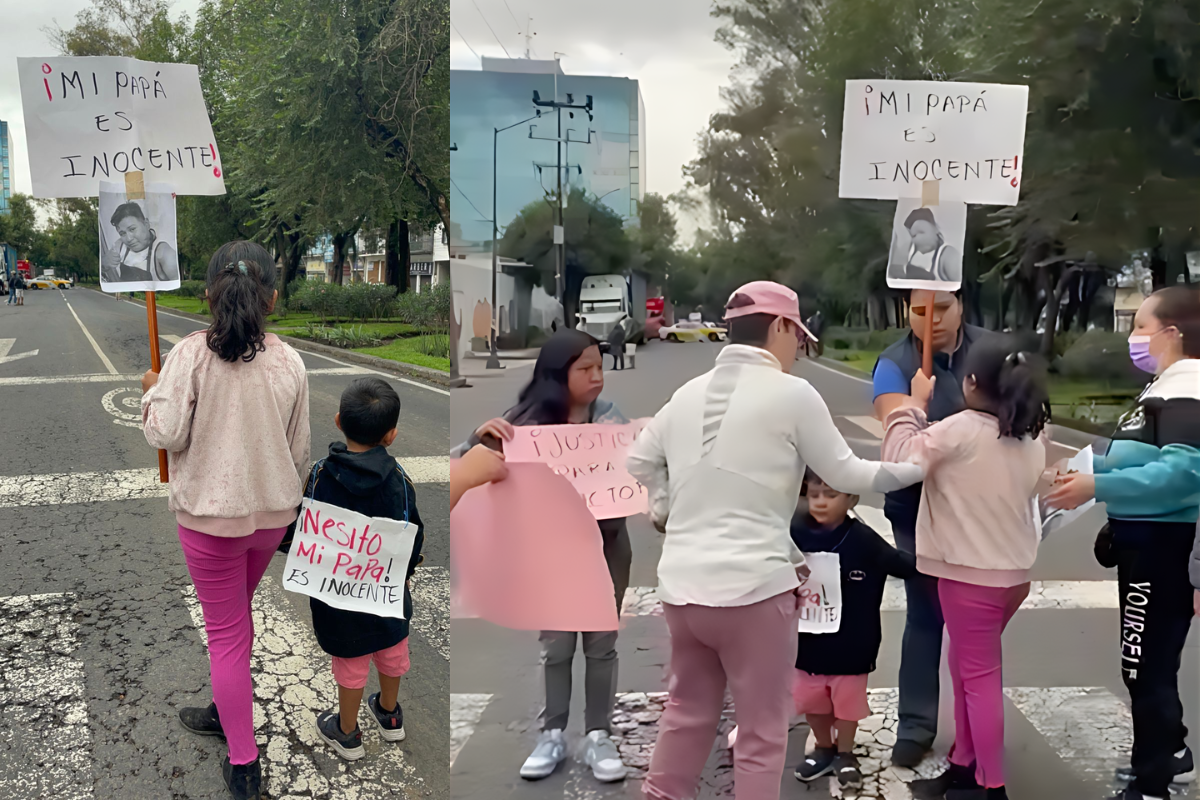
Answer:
[{"left": 0, "top": 285, "right": 448, "bottom": 800}]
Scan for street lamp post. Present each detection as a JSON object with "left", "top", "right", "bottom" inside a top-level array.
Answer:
[{"left": 489, "top": 112, "right": 543, "bottom": 370}]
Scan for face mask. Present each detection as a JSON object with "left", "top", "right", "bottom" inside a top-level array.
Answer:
[{"left": 1128, "top": 335, "right": 1158, "bottom": 374}]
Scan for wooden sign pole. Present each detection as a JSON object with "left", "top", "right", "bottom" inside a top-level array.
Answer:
[
  {"left": 919, "top": 180, "right": 939, "bottom": 378},
  {"left": 124, "top": 170, "right": 169, "bottom": 483}
]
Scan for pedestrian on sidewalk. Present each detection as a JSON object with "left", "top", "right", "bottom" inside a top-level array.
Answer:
[
  {"left": 306, "top": 378, "right": 425, "bottom": 762},
  {"left": 141, "top": 241, "right": 310, "bottom": 800},
  {"left": 882, "top": 339, "right": 1051, "bottom": 800},
  {"left": 790, "top": 470, "right": 916, "bottom": 790},
  {"left": 626, "top": 281, "right": 922, "bottom": 800},
  {"left": 454, "top": 328, "right": 633, "bottom": 784},
  {"left": 1048, "top": 286, "right": 1200, "bottom": 800},
  {"left": 871, "top": 288, "right": 993, "bottom": 767}
]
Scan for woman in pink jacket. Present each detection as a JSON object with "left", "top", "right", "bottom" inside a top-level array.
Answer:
[
  {"left": 882, "top": 339, "right": 1050, "bottom": 800},
  {"left": 141, "top": 241, "right": 310, "bottom": 800}
]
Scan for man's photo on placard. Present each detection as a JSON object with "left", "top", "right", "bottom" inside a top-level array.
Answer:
[
  {"left": 885, "top": 199, "right": 966, "bottom": 291},
  {"left": 98, "top": 181, "right": 181, "bottom": 292}
]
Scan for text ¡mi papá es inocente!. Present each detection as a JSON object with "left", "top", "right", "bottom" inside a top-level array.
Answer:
[
  {"left": 38, "top": 62, "right": 222, "bottom": 181},
  {"left": 856, "top": 84, "right": 1020, "bottom": 191}
]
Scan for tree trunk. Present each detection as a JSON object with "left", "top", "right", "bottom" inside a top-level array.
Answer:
[
  {"left": 1041, "top": 267, "right": 1080, "bottom": 358},
  {"left": 398, "top": 219, "right": 410, "bottom": 294},
  {"left": 384, "top": 218, "right": 409, "bottom": 293},
  {"left": 332, "top": 231, "right": 349, "bottom": 286}
]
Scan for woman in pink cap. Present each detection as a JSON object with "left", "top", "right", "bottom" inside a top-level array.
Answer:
[{"left": 627, "top": 281, "right": 922, "bottom": 800}]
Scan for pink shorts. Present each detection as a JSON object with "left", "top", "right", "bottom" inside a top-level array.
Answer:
[
  {"left": 330, "top": 639, "right": 411, "bottom": 690},
  {"left": 792, "top": 669, "right": 871, "bottom": 721}
]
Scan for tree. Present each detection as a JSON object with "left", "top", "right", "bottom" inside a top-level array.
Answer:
[
  {"left": 500, "top": 186, "right": 634, "bottom": 325},
  {"left": 0, "top": 195, "right": 45, "bottom": 257}
]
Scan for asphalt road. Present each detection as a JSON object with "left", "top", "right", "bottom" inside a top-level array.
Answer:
[
  {"left": 449, "top": 339, "right": 1199, "bottom": 800},
  {"left": 0, "top": 285, "right": 448, "bottom": 800}
]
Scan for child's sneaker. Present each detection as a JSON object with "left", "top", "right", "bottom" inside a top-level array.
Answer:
[
  {"left": 795, "top": 746, "right": 837, "bottom": 781},
  {"left": 367, "top": 692, "right": 407, "bottom": 742},
  {"left": 179, "top": 701, "right": 224, "bottom": 738},
  {"left": 835, "top": 752, "right": 863, "bottom": 788},
  {"left": 315, "top": 710, "right": 365, "bottom": 761}
]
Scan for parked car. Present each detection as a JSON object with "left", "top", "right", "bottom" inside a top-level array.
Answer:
[{"left": 659, "top": 320, "right": 727, "bottom": 342}]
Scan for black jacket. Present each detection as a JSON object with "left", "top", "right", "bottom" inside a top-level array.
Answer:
[
  {"left": 299, "top": 442, "right": 425, "bottom": 659},
  {"left": 792, "top": 514, "right": 916, "bottom": 675}
]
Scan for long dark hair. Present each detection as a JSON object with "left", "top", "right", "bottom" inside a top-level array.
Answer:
[
  {"left": 964, "top": 338, "right": 1051, "bottom": 439},
  {"left": 505, "top": 329, "right": 600, "bottom": 425},
  {"left": 205, "top": 240, "right": 277, "bottom": 363}
]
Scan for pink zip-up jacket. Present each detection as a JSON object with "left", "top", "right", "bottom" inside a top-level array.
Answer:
[
  {"left": 883, "top": 407, "right": 1045, "bottom": 587},
  {"left": 141, "top": 331, "right": 311, "bottom": 537}
]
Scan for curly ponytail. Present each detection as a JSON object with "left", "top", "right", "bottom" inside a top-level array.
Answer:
[
  {"left": 205, "top": 240, "right": 278, "bottom": 363},
  {"left": 964, "top": 338, "right": 1052, "bottom": 439}
]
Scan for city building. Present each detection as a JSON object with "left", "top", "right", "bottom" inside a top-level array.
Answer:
[
  {"left": 0, "top": 120, "right": 12, "bottom": 215},
  {"left": 450, "top": 57, "right": 647, "bottom": 355}
]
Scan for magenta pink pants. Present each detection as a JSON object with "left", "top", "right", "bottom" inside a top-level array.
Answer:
[
  {"left": 940, "top": 578, "right": 1030, "bottom": 789},
  {"left": 644, "top": 592, "right": 798, "bottom": 800},
  {"left": 179, "top": 524, "right": 287, "bottom": 765}
]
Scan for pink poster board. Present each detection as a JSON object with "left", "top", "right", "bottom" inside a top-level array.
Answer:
[
  {"left": 504, "top": 421, "right": 651, "bottom": 519},
  {"left": 450, "top": 463, "right": 619, "bottom": 632}
]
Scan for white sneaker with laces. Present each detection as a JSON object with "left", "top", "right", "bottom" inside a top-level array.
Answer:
[
  {"left": 520, "top": 729, "right": 567, "bottom": 780},
  {"left": 585, "top": 730, "right": 627, "bottom": 782}
]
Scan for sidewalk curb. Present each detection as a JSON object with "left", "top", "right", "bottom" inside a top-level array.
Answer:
[{"left": 90, "top": 287, "right": 452, "bottom": 387}]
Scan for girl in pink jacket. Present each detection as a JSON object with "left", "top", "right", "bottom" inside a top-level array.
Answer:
[
  {"left": 882, "top": 340, "right": 1050, "bottom": 800},
  {"left": 141, "top": 240, "right": 310, "bottom": 800}
]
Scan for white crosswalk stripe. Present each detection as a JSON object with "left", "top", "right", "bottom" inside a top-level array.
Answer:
[
  {"left": 0, "top": 593, "right": 95, "bottom": 800},
  {"left": 450, "top": 694, "right": 493, "bottom": 768}
]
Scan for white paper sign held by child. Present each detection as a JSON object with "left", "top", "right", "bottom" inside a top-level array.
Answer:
[
  {"left": 797, "top": 552, "right": 843, "bottom": 634},
  {"left": 282, "top": 498, "right": 419, "bottom": 619}
]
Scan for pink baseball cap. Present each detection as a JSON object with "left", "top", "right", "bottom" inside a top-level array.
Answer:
[{"left": 723, "top": 281, "right": 818, "bottom": 342}]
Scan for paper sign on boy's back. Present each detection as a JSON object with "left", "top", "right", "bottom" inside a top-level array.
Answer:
[
  {"left": 797, "top": 552, "right": 843, "bottom": 634},
  {"left": 18, "top": 56, "right": 226, "bottom": 198},
  {"left": 504, "top": 421, "right": 651, "bottom": 520},
  {"left": 282, "top": 498, "right": 420, "bottom": 619},
  {"left": 450, "top": 463, "right": 619, "bottom": 632}
]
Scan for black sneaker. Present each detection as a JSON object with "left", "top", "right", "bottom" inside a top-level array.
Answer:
[
  {"left": 911, "top": 762, "right": 980, "bottom": 799},
  {"left": 221, "top": 756, "right": 262, "bottom": 800},
  {"left": 315, "top": 710, "right": 365, "bottom": 761},
  {"left": 835, "top": 752, "right": 863, "bottom": 788},
  {"left": 1116, "top": 747, "right": 1195, "bottom": 785},
  {"left": 892, "top": 737, "right": 931, "bottom": 767},
  {"left": 795, "top": 746, "right": 837, "bottom": 781},
  {"left": 368, "top": 692, "right": 407, "bottom": 742},
  {"left": 1109, "top": 788, "right": 1171, "bottom": 800},
  {"left": 180, "top": 702, "right": 224, "bottom": 738}
]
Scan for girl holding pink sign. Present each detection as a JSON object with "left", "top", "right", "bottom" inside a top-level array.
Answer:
[{"left": 456, "top": 329, "right": 633, "bottom": 785}]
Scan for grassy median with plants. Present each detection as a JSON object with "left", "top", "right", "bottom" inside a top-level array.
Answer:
[{"left": 134, "top": 280, "right": 451, "bottom": 372}]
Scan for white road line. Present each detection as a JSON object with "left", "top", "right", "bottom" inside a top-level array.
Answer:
[
  {"left": 0, "top": 458, "right": 451, "bottom": 509},
  {"left": 0, "top": 338, "right": 38, "bottom": 366},
  {"left": 844, "top": 414, "right": 885, "bottom": 439},
  {"left": 0, "top": 366, "right": 372, "bottom": 387},
  {"left": 0, "top": 592, "right": 95, "bottom": 800},
  {"left": 450, "top": 694, "right": 493, "bottom": 768},
  {"left": 65, "top": 302, "right": 119, "bottom": 374},
  {"left": 159, "top": 334, "right": 182, "bottom": 345},
  {"left": 617, "top": 580, "right": 1119, "bottom": 619},
  {"left": 183, "top": 576, "right": 425, "bottom": 798},
  {"left": 1005, "top": 687, "right": 1131, "bottom": 788}
]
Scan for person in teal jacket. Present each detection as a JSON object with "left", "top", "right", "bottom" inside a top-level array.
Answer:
[{"left": 1050, "top": 286, "right": 1200, "bottom": 800}]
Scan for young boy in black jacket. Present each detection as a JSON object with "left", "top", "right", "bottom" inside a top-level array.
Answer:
[
  {"left": 309, "top": 377, "right": 425, "bottom": 761},
  {"left": 791, "top": 469, "right": 916, "bottom": 789}
]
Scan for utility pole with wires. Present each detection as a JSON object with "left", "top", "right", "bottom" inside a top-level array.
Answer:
[{"left": 530, "top": 79, "right": 593, "bottom": 327}]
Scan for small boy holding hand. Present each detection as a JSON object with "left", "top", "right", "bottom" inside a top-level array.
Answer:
[{"left": 791, "top": 470, "right": 916, "bottom": 789}]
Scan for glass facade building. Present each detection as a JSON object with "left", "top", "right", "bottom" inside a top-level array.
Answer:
[
  {"left": 450, "top": 58, "right": 646, "bottom": 247},
  {"left": 0, "top": 120, "right": 11, "bottom": 215}
]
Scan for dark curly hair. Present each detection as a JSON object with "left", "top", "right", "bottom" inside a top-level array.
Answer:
[{"left": 204, "top": 240, "right": 278, "bottom": 363}]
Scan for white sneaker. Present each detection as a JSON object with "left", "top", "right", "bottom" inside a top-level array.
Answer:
[
  {"left": 520, "top": 729, "right": 567, "bottom": 780},
  {"left": 585, "top": 730, "right": 627, "bottom": 782}
]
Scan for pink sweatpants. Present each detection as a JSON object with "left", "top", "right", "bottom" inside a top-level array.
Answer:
[
  {"left": 644, "top": 592, "right": 798, "bottom": 800},
  {"left": 179, "top": 524, "right": 287, "bottom": 765},
  {"left": 939, "top": 578, "right": 1030, "bottom": 789}
]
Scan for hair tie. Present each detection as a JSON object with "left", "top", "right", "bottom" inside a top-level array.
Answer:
[
  {"left": 1006, "top": 351, "right": 1027, "bottom": 366},
  {"left": 225, "top": 261, "right": 249, "bottom": 275}
]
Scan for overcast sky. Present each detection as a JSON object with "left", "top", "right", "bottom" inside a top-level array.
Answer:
[
  {"left": 451, "top": 0, "right": 739, "bottom": 243},
  {"left": 0, "top": 0, "right": 202, "bottom": 197}
]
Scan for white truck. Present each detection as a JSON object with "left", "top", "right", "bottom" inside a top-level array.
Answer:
[{"left": 576, "top": 274, "right": 645, "bottom": 343}]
